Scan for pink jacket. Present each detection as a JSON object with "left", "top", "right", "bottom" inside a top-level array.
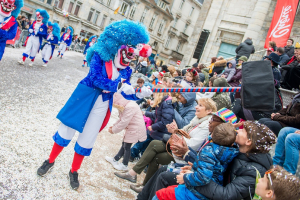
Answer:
[{"left": 112, "top": 93, "right": 147, "bottom": 143}]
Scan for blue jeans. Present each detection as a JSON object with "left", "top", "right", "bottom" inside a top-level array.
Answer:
[
  {"left": 131, "top": 133, "right": 153, "bottom": 158},
  {"left": 152, "top": 195, "right": 159, "bottom": 200},
  {"left": 273, "top": 127, "right": 300, "bottom": 174}
]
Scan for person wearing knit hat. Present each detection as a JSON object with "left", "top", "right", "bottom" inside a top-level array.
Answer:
[
  {"left": 213, "top": 107, "right": 237, "bottom": 124},
  {"left": 238, "top": 56, "right": 248, "bottom": 63}
]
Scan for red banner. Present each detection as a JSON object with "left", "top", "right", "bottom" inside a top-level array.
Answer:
[{"left": 264, "top": 0, "right": 299, "bottom": 48}]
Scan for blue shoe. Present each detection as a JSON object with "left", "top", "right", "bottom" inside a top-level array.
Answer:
[{"left": 82, "top": 64, "right": 85, "bottom": 67}]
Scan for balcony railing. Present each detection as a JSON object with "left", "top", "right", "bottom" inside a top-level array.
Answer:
[
  {"left": 179, "top": 32, "right": 189, "bottom": 42},
  {"left": 168, "top": 26, "right": 177, "bottom": 37},
  {"left": 171, "top": 50, "right": 184, "bottom": 60}
]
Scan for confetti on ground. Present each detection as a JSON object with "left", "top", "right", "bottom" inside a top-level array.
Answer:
[{"left": 0, "top": 47, "right": 144, "bottom": 199}]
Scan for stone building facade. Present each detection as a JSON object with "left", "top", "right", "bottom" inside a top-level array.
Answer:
[
  {"left": 196, "top": 0, "right": 300, "bottom": 63},
  {"left": 20, "top": 0, "right": 206, "bottom": 68}
]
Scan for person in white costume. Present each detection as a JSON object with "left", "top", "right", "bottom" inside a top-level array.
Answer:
[
  {"left": 41, "top": 21, "right": 60, "bottom": 67},
  {"left": 18, "top": 9, "right": 49, "bottom": 66},
  {"left": 57, "top": 26, "right": 73, "bottom": 59}
]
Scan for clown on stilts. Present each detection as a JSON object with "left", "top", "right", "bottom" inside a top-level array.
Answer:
[
  {"left": 0, "top": 0, "right": 23, "bottom": 61},
  {"left": 40, "top": 21, "right": 60, "bottom": 67},
  {"left": 37, "top": 20, "right": 153, "bottom": 190},
  {"left": 57, "top": 26, "right": 72, "bottom": 59},
  {"left": 18, "top": 9, "right": 49, "bottom": 66},
  {"left": 82, "top": 35, "right": 97, "bottom": 67}
]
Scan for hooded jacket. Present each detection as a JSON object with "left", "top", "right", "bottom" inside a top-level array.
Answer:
[
  {"left": 145, "top": 95, "right": 174, "bottom": 140},
  {"left": 211, "top": 78, "right": 231, "bottom": 110},
  {"left": 176, "top": 141, "right": 239, "bottom": 200},
  {"left": 174, "top": 92, "right": 197, "bottom": 129},
  {"left": 209, "top": 60, "right": 227, "bottom": 76},
  {"left": 219, "top": 60, "right": 236, "bottom": 82},
  {"left": 112, "top": 93, "right": 147, "bottom": 143},
  {"left": 194, "top": 153, "right": 272, "bottom": 200},
  {"left": 228, "top": 65, "right": 242, "bottom": 87},
  {"left": 235, "top": 39, "right": 255, "bottom": 58}
]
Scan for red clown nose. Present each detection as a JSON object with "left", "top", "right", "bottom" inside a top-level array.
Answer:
[{"left": 139, "top": 44, "right": 152, "bottom": 58}]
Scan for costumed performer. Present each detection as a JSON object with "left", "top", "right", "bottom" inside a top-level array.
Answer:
[
  {"left": 82, "top": 35, "right": 97, "bottom": 67},
  {"left": 37, "top": 19, "right": 153, "bottom": 190},
  {"left": 18, "top": 9, "right": 49, "bottom": 66},
  {"left": 57, "top": 26, "right": 72, "bottom": 59},
  {"left": 0, "top": 0, "right": 23, "bottom": 61},
  {"left": 41, "top": 21, "right": 60, "bottom": 67}
]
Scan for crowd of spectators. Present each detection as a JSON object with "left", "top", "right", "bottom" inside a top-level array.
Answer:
[{"left": 104, "top": 37, "right": 300, "bottom": 200}]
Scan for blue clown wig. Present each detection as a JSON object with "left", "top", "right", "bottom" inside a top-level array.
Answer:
[
  {"left": 88, "top": 35, "right": 97, "bottom": 43},
  {"left": 86, "top": 19, "right": 150, "bottom": 64},
  {"left": 36, "top": 9, "right": 49, "bottom": 24},
  {"left": 48, "top": 21, "right": 60, "bottom": 39},
  {"left": 11, "top": 0, "right": 24, "bottom": 18},
  {"left": 65, "top": 26, "right": 74, "bottom": 35}
]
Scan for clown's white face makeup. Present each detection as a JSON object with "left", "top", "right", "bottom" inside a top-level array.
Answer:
[
  {"left": 0, "top": 0, "right": 16, "bottom": 18},
  {"left": 114, "top": 45, "right": 135, "bottom": 69},
  {"left": 67, "top": 29, "right": 71, "bottom": 34},
  {"left": 114, "top": 44, "right": 152, "bottom": 69},
  {"left": 47, "top": 26, "right": 53, "bottom": 33},
  {"left": 92, "top": 38, "right": 96, "bottom": 43},
  {"left": 36, "top": 12, "right": 43, "bottom": 23}
]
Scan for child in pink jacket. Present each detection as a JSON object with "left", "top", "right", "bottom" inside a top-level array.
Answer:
[{"left": 105, "top": 93, "right": 147, "bottom": 171}]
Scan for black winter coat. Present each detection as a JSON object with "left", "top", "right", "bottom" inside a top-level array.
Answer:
[
  {"left": 284, "top": 45, "right": 295, "bottom": 58},
  {"left": 145, "top": 96, "right": 174, "bottom": 140},
  {"left": 138, "top": 65, "right": 148, "bottom": 76},
  {"left": 235, "top": 39, "right": 255, "bottom": 58},
  {"left": 195, "top": 153, "right": 272, "bottom": 200}
]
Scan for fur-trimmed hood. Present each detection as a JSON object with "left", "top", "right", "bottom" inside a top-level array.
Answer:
[
  {"left": 113, "top": 93, "right": 130, "bottom": 112},
  {"left": 214, "top": 59, "right": 227, "bottom": 67}
]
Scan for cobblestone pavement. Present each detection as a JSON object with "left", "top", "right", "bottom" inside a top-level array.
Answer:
[{"left": 0, "top": 47, "right": 144, "bottom": 199}]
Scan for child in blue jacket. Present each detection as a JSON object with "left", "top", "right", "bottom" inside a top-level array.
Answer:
[{"left": 154, "top": 123, "right": 239, "bottom": 200}]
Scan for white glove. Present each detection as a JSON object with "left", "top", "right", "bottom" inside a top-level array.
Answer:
[
  {"left": 136, "top": 86, "right": 153, "bottom": 99},
  {"left": 48, "top": 42, "right": 51, "bottom": 45},
  {"left": 117, "top": 83, "right": 135, "bottom": 95},
  {"left": 29, "top": 29, "right": 33, "bottom": 33}
]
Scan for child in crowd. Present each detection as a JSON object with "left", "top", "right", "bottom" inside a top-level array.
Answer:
[
  {"left": 136, "top": 78, "right": 145, "bottom": 88},
  {"left": 105, "top": 93, "right": 147, "bottom": 171},
  {"left": 154, "top": 123, "right": 239, "bottom": 200},
  {"left": 178, "top": 68, "right": 197, "bottom": 87},
  {"left": 255, "top": 165, "right": 300, "bottom": 200},
  {"left": 115, "top": 85, "right": 174, "bottom": 181},
  {"left": 218, "top": 60, "right": 236, "bottom": 82}
]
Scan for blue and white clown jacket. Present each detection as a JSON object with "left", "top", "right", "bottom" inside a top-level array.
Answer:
[
  {"left": 56, "top": 52, "right": 140, "bottom": 133},
  {"left": 0, "top": 16, "right": 18, "bottom": 60},
  {"left": 60, "top": 33, "right": 72, "bottom": 46},
  {"left": 42, "top": 33, "right": 58, "bottom": 61},
  {"left": 28, "top": 21, "right": 48, "bottom": 46}
]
